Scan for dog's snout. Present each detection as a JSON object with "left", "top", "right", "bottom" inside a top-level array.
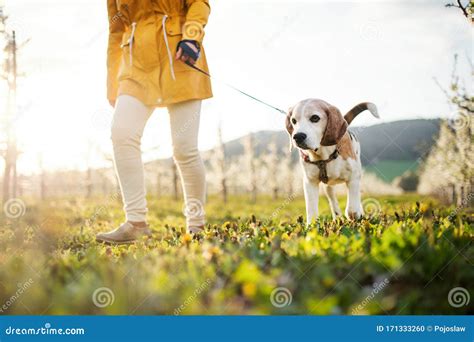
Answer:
[{"left": 293, "top": 132, "right": 307, "bottom": 144}]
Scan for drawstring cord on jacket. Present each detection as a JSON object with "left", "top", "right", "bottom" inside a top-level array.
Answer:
[
  {"left": 184, "top": 62, "right": 286, "bottom": 115},
  {"left": 126, "top": 18, "right": 176, "bottom": 82},
  {"left": 162, "top": 15, "right": 176, "bottom": 81},
  {"left": 129, "top": 22, "right": 137, "bottom": 66}
]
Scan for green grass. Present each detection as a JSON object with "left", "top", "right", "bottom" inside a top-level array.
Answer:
[
  {"left": 364, "top": 160, "right": 418, "bottom": 182},
  {"left": 0, "top": 194, "right": 472, "bottom": 315}
]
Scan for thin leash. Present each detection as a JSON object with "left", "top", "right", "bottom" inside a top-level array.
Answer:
[{"left": 185, "top": 62, "right": 287, "bottom": 115}]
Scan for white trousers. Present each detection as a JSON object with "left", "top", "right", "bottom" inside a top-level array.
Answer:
[{"left": 111, "top": 95, "right": 206, "bottom": 227}]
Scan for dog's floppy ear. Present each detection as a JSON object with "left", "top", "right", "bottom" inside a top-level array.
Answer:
[
  {"left": 320, "top": 104, "right": 348, "bottom": 146},
  {"left": 285, "top": 107, "right": 294, "bottom": 152}
]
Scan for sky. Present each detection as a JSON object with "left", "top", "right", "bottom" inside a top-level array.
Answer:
[{"left": 0, "top": 0, "right": 472, "bottom": 173}]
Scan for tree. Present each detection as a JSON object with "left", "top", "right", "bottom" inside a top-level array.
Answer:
[
  {"left": 209, "top": 123, "right": 228, "bottom": 202},
  {"left": 281, "top": 148, "right": 296, "bottom": 197},
  {"left": 243, "top": 133, "right": 258, "bottom": 203},
  {"left": 172, "top": 162, "right": 179, "bottom": 200},
  {"left": 262, "top": 139, "right": 280, "bottom": 200},
  {"left": 418, "top": 55, "right": 473, "bottom": 203},
  {"left": 393, "top": 171, "right": 419, "bottom": 192}
]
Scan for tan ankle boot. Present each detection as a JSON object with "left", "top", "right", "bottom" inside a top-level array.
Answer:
[{"left": 96, "top": 221, "right": 151, "bottom": 245}]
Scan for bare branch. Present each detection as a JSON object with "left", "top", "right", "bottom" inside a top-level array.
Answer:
[
  {"left": 445, "top": 0, "right": 470, "bottom": 18},
  {"left": 433, "top": 77, "right": 452, "bottom": 104},
  {"left": 455, "top": 103, "right": 474, "bottom": 113},
  {"left": 456, "top": 0, "right": 470, "bottom": 17}
]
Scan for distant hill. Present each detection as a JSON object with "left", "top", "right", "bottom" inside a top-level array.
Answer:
[
  {"left": 149, "top": 119, "right": 441, "bottom": 183},
  {"left": 201, "top": 119, "right": 439, "bottom": 160},
  {"left": 355, "top": 119, "right": 440, "bottom": 165}
]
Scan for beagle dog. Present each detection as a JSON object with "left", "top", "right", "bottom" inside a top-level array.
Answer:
[{"left": 286, "top": 99, "right": 379, "bottom": 223}]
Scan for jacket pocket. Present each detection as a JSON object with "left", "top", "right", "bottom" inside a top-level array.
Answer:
[
  {"left": 165, "top": 16, "right": 183, "bottom": 36},
  {"left": 121, "top": 18, "right": 159, "bottom": 71}
]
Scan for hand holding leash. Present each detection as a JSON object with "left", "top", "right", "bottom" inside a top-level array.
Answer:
[{"left": 176, "top": 40, "right": 201, "bottom": 65}]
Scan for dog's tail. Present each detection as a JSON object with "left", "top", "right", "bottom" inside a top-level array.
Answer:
[{"left": 344, "top": 102, "right": 379, "bottom": 125}]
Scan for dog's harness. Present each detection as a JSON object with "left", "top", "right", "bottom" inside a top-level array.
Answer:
[{"left": 300, "top": 147, "right": 339, "bottom": 184}]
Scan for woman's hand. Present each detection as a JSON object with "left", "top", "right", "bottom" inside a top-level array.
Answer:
[{"left": 176, "top": 40, "right": 200, "bottom": 65}]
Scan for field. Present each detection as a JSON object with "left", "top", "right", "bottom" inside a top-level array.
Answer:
[
  {"left": 364, "top": 160, "right": 418, "bottom": 182},
  {"left": 0, "top": 194, "right": 472, "bottom": 315}
]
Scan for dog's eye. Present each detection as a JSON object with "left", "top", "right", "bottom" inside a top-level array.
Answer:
[
  {"left": 291, "top": 118, "right": 297, "bottom": 125},
  {"left": 310, "top": 115, "right": 320, "bottom": 123}
]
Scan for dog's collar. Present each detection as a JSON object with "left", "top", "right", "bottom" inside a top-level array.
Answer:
[{"left": 300, "top": 148, "right": 339, "bottom": 184}]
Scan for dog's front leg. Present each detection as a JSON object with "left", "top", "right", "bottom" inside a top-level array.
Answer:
[
  {"left": 345, "top": 179, "right": 362, "bottom": 219},
  {"left": 324, "top": 184, "right": 342, "bottom": 219},
  {"left": 303, "top": 178, "right": 319, "bottom": 226}
]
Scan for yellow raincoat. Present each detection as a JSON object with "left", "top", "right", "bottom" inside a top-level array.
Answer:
[{"left": 106, "top": 0, "right": 213, "bottom": 107}]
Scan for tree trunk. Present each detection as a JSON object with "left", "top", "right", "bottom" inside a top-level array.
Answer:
[
  {"left": 222, "top": 178, "right": 227, "bottom": 203},
  {"left": 86, "top": 168, "right": 93, "bottom": 198},
  {"left": 40, "top": 173, "right": 46, "bottom": 200}
]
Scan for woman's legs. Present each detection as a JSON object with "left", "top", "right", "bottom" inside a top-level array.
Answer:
[
  {"left": 111, "top": 95, "right": 153, "bottom": 223},
  {"left": 168, "top": 100, "right": 206, "bottom": 229}
]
